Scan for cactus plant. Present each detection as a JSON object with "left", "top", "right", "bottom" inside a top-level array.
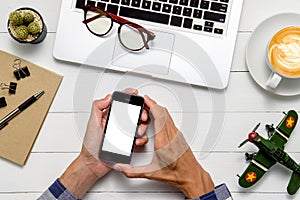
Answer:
[
  {"left": 28, "top": 22, "right": 40, "bottom": 34},
  {"left": 8, "top": 8, "right": 46, "bottom": 43},
  {"left": 23, "top": 12, "right": 34, "bottom": 24},
  {"left": 9, "top": 11, "right": 23, "bottom": 26},
  {"left": 15, "top": 25, "right": 29, "bottom": 39}
]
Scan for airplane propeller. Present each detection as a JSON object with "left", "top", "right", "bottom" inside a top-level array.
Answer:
[{"left": 238, "top": 123, "right": 261, "bottom": 148}]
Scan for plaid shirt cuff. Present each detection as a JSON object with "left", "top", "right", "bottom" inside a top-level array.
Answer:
[
  {"left": 38, "top": 179, "right": 78, "bottom": 200},
  {"left": 186, "top": 183, "right": 232, "bottom": 200},
  {"left": 40, "top": 180, "right": 231, "bottom": 200}
]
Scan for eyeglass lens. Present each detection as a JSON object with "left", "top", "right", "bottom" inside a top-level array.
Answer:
[
  {"left": 119, "top": 24, "right": 148, "bottom": 51},
  {"left": 86, "top": 10, "right": 112, "bottom": 35},
  {"left": 85, "top": 9, "right": 150, "bottom": 51}
]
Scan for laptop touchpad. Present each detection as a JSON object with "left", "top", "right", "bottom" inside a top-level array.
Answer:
[{"left": 112, "top": 30, "right": 175, "bottom": 75}]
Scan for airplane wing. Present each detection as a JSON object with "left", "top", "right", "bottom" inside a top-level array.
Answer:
[
  {"left": 269, "top": 110, "right": 298, "bottom": 150},
  {"left": 239, "top": 150, "right": 276, "bottom": 188}
]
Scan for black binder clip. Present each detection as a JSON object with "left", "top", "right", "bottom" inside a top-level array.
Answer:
[
  {"left": 12, "top": 59, "right": 30, "bottom": 80},
  {"left": 0, "top": 82, "right": 17, "bottom": 94},
  {"left": 0, "top": 97, "right": 7, "bottom": 108}
]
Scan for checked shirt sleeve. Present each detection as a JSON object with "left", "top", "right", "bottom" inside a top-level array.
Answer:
[
  {"left": 37, "top": 179, "right": 78, "bottom": 200},
  {"left": 186, "top": 184, "right": 233, "bottom": 200},
  {"left": 38, "top": 180, "right": 232, "bottom": 200}
]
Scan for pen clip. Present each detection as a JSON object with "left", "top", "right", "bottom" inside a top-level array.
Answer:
[{"left": 0, "top": 122, "right": 8, "bottom": 130}]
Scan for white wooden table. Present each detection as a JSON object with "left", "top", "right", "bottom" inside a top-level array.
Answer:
[{"left": 1, "top": 0, "right": 300, "bottom": 199}]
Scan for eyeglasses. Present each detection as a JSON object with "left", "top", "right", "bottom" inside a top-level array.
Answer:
[{"left": 82, "top": 5, "right": 156, "bottom": 51}]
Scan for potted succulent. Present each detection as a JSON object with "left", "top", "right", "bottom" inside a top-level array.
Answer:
[{"left": 7, "top": 7, "right": 47, "bottom": 44}]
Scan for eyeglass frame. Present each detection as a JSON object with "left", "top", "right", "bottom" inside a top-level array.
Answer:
[{"left": 82, "top": 5, "right": 156, "bottom": 51}]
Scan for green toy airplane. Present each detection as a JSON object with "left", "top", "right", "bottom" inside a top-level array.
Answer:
[{"left": 238, "top": 110, "right": 300, "bottom": 195}]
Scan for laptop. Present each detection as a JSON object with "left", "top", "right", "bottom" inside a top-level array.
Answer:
[{"left": 53, "top": 0, "right": 244, "bottom": 89}]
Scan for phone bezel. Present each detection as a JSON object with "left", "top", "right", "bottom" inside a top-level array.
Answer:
[{"left": 99, "top": 91, "right": 144, "bottom": 164}]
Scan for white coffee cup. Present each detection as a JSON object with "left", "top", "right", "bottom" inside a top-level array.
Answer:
[{"left": 266, "top": 26, "right": 300, "bottom": 90}]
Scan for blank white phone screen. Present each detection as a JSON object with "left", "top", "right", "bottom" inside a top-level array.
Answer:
[{"left": 102, "top": 100, "right": 141, "bottom": 156}]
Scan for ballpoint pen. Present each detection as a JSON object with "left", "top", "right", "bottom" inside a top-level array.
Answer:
[{"left": 0, "top": 90, "right": 45, "bottom": 130}]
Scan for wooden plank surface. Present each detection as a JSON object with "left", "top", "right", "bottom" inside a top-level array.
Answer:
[
  {"left": 33, "top": 112, "right": 300, "bottom": 153},
  {"left": 1, "top": 0, "right": 300, "bottom": 199},
  {"left": 1, "top": 152, "right": 300, "bottom": 194}
]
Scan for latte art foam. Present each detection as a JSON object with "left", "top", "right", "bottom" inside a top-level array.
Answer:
[{"left": 268, "top": 26, "right": 300, "bottom": 78}]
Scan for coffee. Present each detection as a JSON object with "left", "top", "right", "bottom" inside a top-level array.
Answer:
[{"left": 267, "top": 26, "right": 300, "bottom": 78}]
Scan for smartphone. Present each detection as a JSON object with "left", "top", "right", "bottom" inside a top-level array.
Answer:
[{"left": 99, "top": 91, "right": 144, "bottom": 164}]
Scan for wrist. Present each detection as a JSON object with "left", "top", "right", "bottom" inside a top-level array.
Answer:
[
  {"left": 179, "top": 166, "right": 215, "bottom": 199},
  {"left": 59, "top": 154, "right": 100, "bottom": 199}
]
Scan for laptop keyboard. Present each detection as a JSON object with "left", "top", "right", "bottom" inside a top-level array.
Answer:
[{"left": 75, "top": 0, "right": 232, "bottom": 37}]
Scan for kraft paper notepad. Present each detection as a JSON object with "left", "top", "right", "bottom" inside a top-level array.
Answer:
[{"left": 0, "top": 50, "right": 63, "bottom": 165}]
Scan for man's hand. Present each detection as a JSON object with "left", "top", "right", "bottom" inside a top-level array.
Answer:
[
  {"left": 60, "top": 88, "right": 149, "bottom": 198},
  {"left": 114, "top": 95, "right": 215, "bottom": 199}
]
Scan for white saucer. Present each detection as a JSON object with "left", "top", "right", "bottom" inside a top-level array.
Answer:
[{"left": 246, "top": 13, "right": 300, "bottom": 96}]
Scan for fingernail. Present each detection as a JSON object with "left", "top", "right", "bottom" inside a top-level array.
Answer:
[{"left": 135, "top": 140, "right": 141, "bottom": 146}]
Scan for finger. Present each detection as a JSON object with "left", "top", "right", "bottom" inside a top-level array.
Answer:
[
  {"left": 150, "top": 104, "right": 167, "bottom": 123},
  {"left": 137, "top": 123, "right": 148, "bottom": 137},
  {"left": 136, "top": 123, "right": 149, "bottom": 146},
  {"left": 135, "top": 135, "right": 148, "bottom": 146},
  {"left": 122, "top": 88, "right": 138, "bottom": 95},
  {"left": 141, "top": 109, "right": 148, "bottom": 122},
  {"left": 144, "top": 95, "right": 166, "bottom": 119},
  {"left": 102, "top": 108, "right": 109, "bottom": 120},
  {"left": 144, "top": 95, "right": 169, "bottom": 134},
  {"left": 93, "top": 94, "right": 112, "bottom": 111},
  {"left": 113, "top": 163, "right": 132, "bottom": 172},
  {"left": 144, "top": 95, "right": 157, "bottom": 109},
  {"left": 113, "top": 163, "right": 149, "bottom": 178}
]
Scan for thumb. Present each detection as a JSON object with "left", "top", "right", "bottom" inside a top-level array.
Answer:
[
  {"left": 144, "top": 95, "right": 167, "bottom": 123},
  {"left": 93, "top": 94, "right": 112, "bottom": 111},
  {"left": 113, "top": 163, "right": 150, "bottom": 178}
]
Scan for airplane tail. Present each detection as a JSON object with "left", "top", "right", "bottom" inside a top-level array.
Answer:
[{"left": 287, "top": 172, "right": 300, "bottom": 195}]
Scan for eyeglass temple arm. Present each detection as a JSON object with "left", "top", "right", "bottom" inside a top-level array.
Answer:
[
  {"left": 82, "top": 6, "right": 155, "bottom": 49},
  {"left": 82, "top": 13, "right": 155, "bottom": 44},
  {"left": 111, "top": 13, "right": 154, "bottom": 49},
  {"left": 109, "top": 13, "right": 156, "bottom": 38},
  {"left": 82, "top": 14, "right": 104, "bottom": 24},
  {"left": 83, "top": 6, "right": 155, "bottom": 38},
  {"left": 82, "top": 12, "right": 155, "bottom": 38},
  {"left": 140, "top": 31, "right": 150, "bottom": 49}
]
